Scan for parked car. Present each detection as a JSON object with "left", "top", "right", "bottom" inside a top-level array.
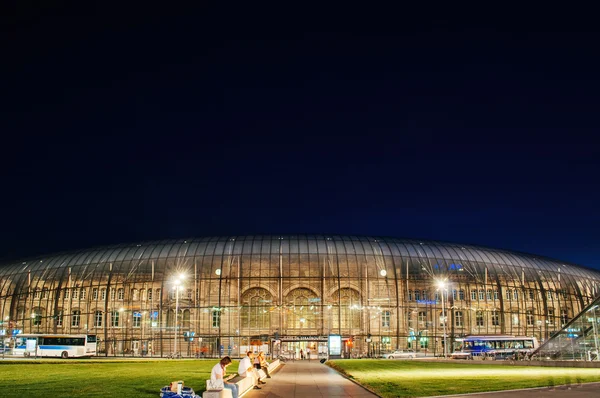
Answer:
[
  {"left": 383, "top": 350, "right": 417, "bottom": 359},
  {"left": 450, "top": 351, "right": 472, "bottom": 360}
]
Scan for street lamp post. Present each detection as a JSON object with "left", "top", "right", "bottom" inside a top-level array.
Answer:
[
  {"left": 437, "top": 280, "right": 448, "bottom": 358},
  {"left": 173, "top": 274, "right": 185, "bottom": 358}
]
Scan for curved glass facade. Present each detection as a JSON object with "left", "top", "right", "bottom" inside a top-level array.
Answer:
[{"left": 1, "top": 235, "right": 599, "bottom": 358}]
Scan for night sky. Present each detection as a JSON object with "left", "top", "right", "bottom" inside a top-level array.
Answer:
[{"left": 2, "top": 5, "right": 599, "bottom": 270}]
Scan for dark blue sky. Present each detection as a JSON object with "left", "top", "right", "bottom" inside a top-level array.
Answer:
[{"left": 1, "top": 4, "right": 599, "bottom": 270}]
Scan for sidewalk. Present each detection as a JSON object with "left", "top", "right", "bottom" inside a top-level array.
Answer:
[{"left": 243, "top": 359, "right": 379, "bottom": 398}]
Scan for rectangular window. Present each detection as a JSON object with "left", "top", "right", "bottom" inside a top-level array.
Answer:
[
  {"left": 471, "top": 290, "right": 477, "bottom": 301},
  {"left": 528, "top": 290, "right": 535, "bottom": 300},
  {"left": 101, "top": 288, "right": 106, "bottom": 300},
  {"left": 64, "top": 289, "right": 69, "bottom": 299},
  {"left": 505, "top": 289, "right": 512, "bottom": 300},
  {"left": 493, "top": 290, "right": 499, "bottom": 300},
  {"left": 512, "top": 311, "right": 519, "bottom": 326},
  {"left": 491, "top": 310, "right": 500, "bottom": 326},
  {"left": 212, "top": 310, "right": 221, "bottom": 328},
  {"left": 478, "top": 290, "right": 484, "bottom": 301},
  {"left": 422, "top": 290, "right": 428, "bottom": 301},
  {"left": 110, "top": 288, "right": 116, "bottom": 300},
  {"left": 452, "top": 289, "right": 458, "bottom": 300},
  {"left": 147, "top": 289, "right": 153, "bottom": 301},
  {"left": 418, "top": 311, "right": 426, "bottom": 323},
  {"left": 33, "top": 289, "right": 40, "bottom": 299},
  {"left": 41, "top": 289, "right": 47, "bottom": 299},
  {"left": 414, "top": 290, "right": 421, "bottom": 301},
  {"left": 513, "top": 290, "right": 519, "bottom": 300},
  {"left": 547, "top": 309, "right": 554, "bottom": 325},
  {"left": 92, "top": 288, "right": 98, "bottom": 300},
  {"left": 455, "top": 311, "right": 463, "bottom": 327},
  {"left": 133, "top": 311, "right": 142, "bottom": 328},
  {"left": 560, "top": 309, "right": 569, "bottom": 325},
  {"left": 486, "top": 289, "right": 492, "bottom": 300},
  {"left": 526, "top": 310, "right": 534, "bottom": 326},
  {"left": 55, "top": 311, "right": 63, "bottom": 327},
  {"left": 72, "top": 310, "right": 81, "bottom": 327},
  {"left": 382, "top": 311, "right": 391, "bottom": 328},
  {"left": 80, "top": 288, "right": 86, "bottom": 300},
  {"left": 476, "top": 311, "right": 484, "bottom": 326},
  {"left": 459, "top": 289, "right": 465, "bottom": 300},
  {"left": 547, "top": 290, "right": 553, "bottom": 300},
  {"left": 95, "top": 311, "right": 103, "bottom": 327},
  {"left": 408, "top": 290, "right": 412, "bottom": 301},
  {"left": 72, "top": 288, "right": 78, "bottom": 300},
  {"left": 111, "top": 311, "right": 120, "bottom": 327},
  {"left": 187, "top": 288, "right": 193, "bottom": 300},
  {"left": 117, "top": 288, "right": 124, "bottom": 300}
]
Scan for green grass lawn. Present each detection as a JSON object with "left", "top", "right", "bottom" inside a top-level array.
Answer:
[
  {"left": 328, "top": 359, "right": 600, "bottom": 398},
  {"left": 0, "top": 359, "right": 229, "bottom": 397}
]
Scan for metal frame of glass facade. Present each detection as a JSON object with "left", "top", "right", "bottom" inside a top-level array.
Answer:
[{"left": 1, "top": 235, "right": 599, "bottom": 358}]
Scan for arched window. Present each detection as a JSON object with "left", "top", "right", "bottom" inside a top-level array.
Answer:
[
  {"left": 241, "top": 288, "right": 273, "bottom": 331},
  {"left": 286, "top": 288, "right": 318, "bottom": 330},
  {"left": 331, "top": 288, "right": 361, "bottom": 330}
]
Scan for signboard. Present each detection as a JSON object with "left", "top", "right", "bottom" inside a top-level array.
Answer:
[{"left": 328, "top": 334, "right": 341, "bottom": 356}]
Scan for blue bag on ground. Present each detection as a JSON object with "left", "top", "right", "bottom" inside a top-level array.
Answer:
[{"left": 160, "top": 386, "right": 199, "bottom": 398}]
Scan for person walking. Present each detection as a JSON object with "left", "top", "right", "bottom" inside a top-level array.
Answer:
[
  {"left": 300, "top": 348, "right": 304, "bottom": 360},
  {"left": 306, "top": 348, "right": 311, "bottom": 361},
  {"left": 210, "top": 356, "right": 239, "bottom": 398}
]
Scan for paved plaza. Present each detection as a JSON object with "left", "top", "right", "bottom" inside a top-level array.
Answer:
[{"left": 243, "top": 359, "right": 378, "bottom": 398}]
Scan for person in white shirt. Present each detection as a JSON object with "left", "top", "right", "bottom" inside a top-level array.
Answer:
[
  {"left": 238, "top": 351, "right": 265, "bottom": 389},
  {"left": 210, "top": 356, "right": 238, "bottom": 398}
]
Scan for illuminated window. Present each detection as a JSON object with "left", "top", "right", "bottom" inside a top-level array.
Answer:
[
  {"left": 133, "top": 312, "right": 141, "bottom": 328},
  {"left": 241, "top": 288, "right": 272, "bottom": 330},
  {"left": 418, "top": 311, "right": 426, "bottom": 323}
]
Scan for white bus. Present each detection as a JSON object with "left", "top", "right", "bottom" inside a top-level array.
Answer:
[
  {"left": 452, "top": 335, "right": 539, "bottom": 360},
  {"left": 12, "top": 334, "right": 97, "bottom": 358}
]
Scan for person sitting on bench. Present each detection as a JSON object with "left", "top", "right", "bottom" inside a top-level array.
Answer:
[
  {"left": 238, "top": 351, "right": 266, "bottom": 390},
  {"left": 210, "top": 356, "right": 239, "bottom": 398}
]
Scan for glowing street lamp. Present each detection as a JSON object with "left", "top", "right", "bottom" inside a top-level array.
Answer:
[
  {"left": 436, "top": 279, "right": 448, "bottom": 358},
  {"left": 173, "top": 274, "right": 186, "bottom": 358}
]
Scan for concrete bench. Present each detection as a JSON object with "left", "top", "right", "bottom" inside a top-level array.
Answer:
[{"left": 203, "top": 374, "right": 253, "bottom": 398}]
